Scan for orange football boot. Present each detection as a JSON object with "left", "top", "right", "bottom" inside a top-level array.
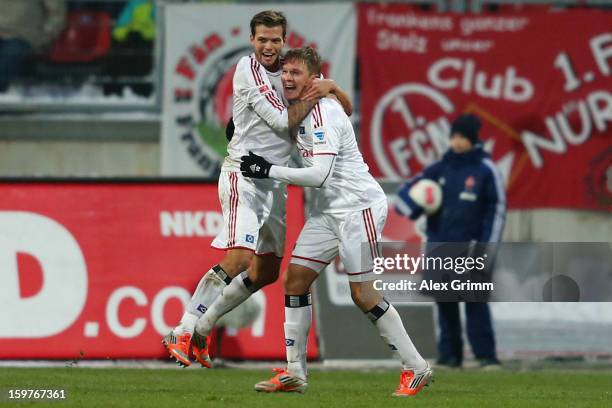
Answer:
[
  {"left": 392, "top": 364, "right": 433, "bottom": 397},
  {"left": 165, "top": 332, "right": 193, "bottom": 367},
  {"left": 254, "top": 368, "right": 308, "bottom": 393},
  {"left": 191, "top": 331, "right": 213, "bottom": 368}
]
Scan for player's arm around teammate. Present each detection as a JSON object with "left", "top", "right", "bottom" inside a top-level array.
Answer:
[{"left": 302, "top": 78, "right": 353, "bottom": 116}]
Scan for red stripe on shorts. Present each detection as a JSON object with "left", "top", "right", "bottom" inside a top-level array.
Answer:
[
  {"left": 362, "top": 209, "right": 374, "bottom": 259},
  {"left": 367, "top": 208, "right": 381, "bottom": 258},
  {"left": 228, "top": 173, "right": 238, "bottom": 247},
  {"left": 362, "top": 208, "right": 378, "bottom": 259}
]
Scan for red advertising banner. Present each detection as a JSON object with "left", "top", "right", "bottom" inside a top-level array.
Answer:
[
  {"left": 0, "top": 182, "right": 317, "bottom": 361},
  {"left": 359, "top": 5, "right": 611, "bottom": 210}
]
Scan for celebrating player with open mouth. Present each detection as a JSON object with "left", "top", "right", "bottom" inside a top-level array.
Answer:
[
  {"left": 162, "top": 11, "right": 352, "bottom": 368},
  {"left": 241, "top": 47, "right": 433, "bottom": 397}
]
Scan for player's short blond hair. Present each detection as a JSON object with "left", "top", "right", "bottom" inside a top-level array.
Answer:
[
  {"left": 284, "top": 47, "right": 322, "bottom": 77},
  {"left": 250, "top": 10, "right": 287, "bottom": 39}
]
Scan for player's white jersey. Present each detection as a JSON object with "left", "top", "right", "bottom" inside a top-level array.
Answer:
[
  {"left": 296, "top": 98, "right": 386, "bottom": 213},
  {"left": 224, "top": 54, "right": 291, "bottom": 171}
]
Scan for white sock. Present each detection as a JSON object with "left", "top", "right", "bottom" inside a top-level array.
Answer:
[
  {"left": 172, "top": 312, "right": 197, "bottom": 336},
  {"left": 284, "top": 294, "right": 312, "bottom": 380},
  {"left": 175, "top": 265, "right": 231, "bottom": 334},
  {"left": 369, "top": 301, "right": 427, "bottom": 371},
  {"left": 195, "top": 271, "right": 254, "bottom": 337}
]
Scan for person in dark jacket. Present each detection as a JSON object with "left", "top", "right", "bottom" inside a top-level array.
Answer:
[{"left": 395, "top": 113, "right": 506, "bottom": 369}]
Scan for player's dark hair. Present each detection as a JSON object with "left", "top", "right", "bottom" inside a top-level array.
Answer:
[
  {"left": 283, "top": 47, "right": 322, "bottom": 76},
  {"left": 250, "top": 10, "right": 287, "bottom": 39}
]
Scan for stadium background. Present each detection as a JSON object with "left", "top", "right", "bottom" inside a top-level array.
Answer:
[{"left": 1, "top": 0, "right": 611, "bottom": 375}]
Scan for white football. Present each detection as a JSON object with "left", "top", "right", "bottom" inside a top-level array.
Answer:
[{"left": 408, "top": 179, "right": 442, "bottom": 215}]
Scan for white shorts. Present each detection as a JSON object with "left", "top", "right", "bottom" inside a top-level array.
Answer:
[
  {"left": 290, "top": 200, "right": 388, "bottom": 282},
  {"left": 211, "top": 171, "right": 287, "bottom": 257}
]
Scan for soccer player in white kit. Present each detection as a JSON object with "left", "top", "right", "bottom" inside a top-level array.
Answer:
[
  {"left": 163, "top": 11, "right": 353, "bottom": 368},
  {"left": 241, "top": 47, "right": 433, "bottom": 397}
]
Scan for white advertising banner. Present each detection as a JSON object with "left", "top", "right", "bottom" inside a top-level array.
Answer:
[{"left": 161, "top": 3, "right": 356, "bottom": 177}]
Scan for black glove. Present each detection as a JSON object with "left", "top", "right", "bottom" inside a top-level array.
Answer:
[
  {"left": 240, "top": 151, "right": 272, "bottom": 178},
  {"left": 225, "top": 117, "right": 235, "bottom": 142}
]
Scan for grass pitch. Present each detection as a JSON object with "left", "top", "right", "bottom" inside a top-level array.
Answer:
[{"left": 1, "top": 366, "right": 611, "bottom": 407}]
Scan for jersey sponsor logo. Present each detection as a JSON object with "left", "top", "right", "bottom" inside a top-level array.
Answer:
[
  {"left": 285, "top": 338, "right": 295, "bottom": 346},
  {"left": 314, "top": 131, "right": 325, "bottom": 141},
  {"left": 197, "top": 304, "right": 208, "bottom": 314},
  {"left": 245, "top": 234, "right": 255, "bottom": 243},
  {"left": 258, "top": 84, "right": 270, "bottom": 94}
]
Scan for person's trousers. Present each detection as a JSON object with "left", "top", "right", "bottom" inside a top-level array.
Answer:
[{"left": 436, "top": 302, "right": 496, "bottom": 363}]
